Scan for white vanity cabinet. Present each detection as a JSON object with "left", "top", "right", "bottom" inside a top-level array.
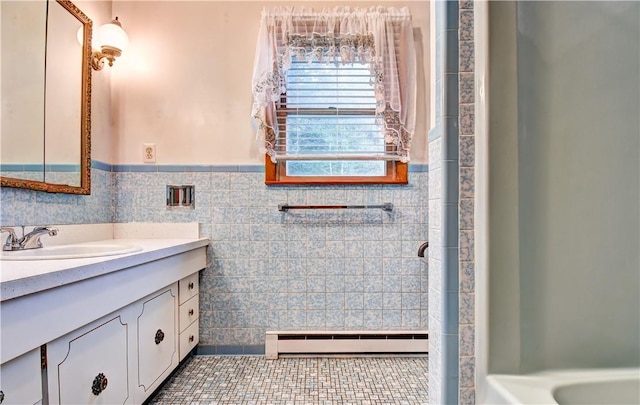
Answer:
[
  {"left": 46, "top": 284, "right": 181, "bottom": 405},
  {"left": 0, "top": 238, "right": 208, "bottom": 405},
  {"left": 0, "top": 348, "right": 42, "bottom": 405}
]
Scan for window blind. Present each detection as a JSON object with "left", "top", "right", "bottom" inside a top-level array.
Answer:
[
  {"left": 274, "top": 58, "right": 397, "bottom": 162},
  {"left": 270, "top": 19, "right": 407, "bottom": 163}
]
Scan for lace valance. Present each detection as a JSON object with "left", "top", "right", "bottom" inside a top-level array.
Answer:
[{"left": 251, "top": 6, "right": 417, "bottom": 162}]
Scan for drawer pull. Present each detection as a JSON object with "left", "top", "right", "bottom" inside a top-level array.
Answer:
[
  {"left": 0, "top": 390, "right": 4, "bottom": 404},
  {"left": 155, "top": 329, "right": 165, "bottom": 345},
  {"left": 91, "top": 373, "right": 108, "bottom": 396},
  {"left": 188, "top": 308, "right": 194, "bottom": 316},
  {"left": 188, "top": 282, "right": 195, "bottom": 290},
  {"left": 189, "top": 335, "right": 195, "bottom": 342}
]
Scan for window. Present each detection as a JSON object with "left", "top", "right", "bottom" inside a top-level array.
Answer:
[
  {"left": 252, "top": 7, "right": 416, "bottom": 185},
  {"left": 270, "top": 57, "right": 406, "bottom": 184}
]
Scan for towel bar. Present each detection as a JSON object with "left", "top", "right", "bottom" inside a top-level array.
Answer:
[{"left": 278, "top": 203, "right": 394, "bottom": 212}]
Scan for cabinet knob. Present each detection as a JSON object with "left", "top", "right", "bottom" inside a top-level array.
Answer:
[
  {"left": 188, "top": 282, "right": 195, "bottom": 290},
  {"left": 155, "top": 329, "right": 165, "bottom": 345},
  {"left": 188, "top": 309, "right": 194, "bottom": 316},
  {"left": 91, "top": 373, "right": 108, "bottom": 396},
  {"left": 0, "top": 389, "right": 4, "bottom": 404},
  {"left": 189, "top": 335, "right": 195, "bottom": 342}
]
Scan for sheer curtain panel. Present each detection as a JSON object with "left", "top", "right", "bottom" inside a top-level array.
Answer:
[{"left": 251, "top": 6, "right": 417, "bottom": 163}]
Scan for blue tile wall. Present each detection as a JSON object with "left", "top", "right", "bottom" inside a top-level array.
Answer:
[
  {"left": 458, "top": 0, "right": 476, "bottom": 403},
  {"left": 430, "top": 0, "right": 467, "bottom": 404},
  {"left": 0, "top": 165, "right": 112, "bottom": 226},
  {"left": 2, "top": 162, "right": 429, "bottom": 351},
  {"left": 112, "top": 167, "right": 429, "bottom": 347}
]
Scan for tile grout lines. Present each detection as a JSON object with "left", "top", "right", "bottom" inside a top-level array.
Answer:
[{"left": 149, "top": 355, "right": 429, "bottom": 405}]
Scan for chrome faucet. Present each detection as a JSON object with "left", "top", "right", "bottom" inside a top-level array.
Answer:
[{"left": 1, "top": 226, "right": 58, "bottom": 251}]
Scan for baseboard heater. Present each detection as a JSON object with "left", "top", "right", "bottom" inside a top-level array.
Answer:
[{"left": 265, "top": 330, "right": 428, "bottom": 359}]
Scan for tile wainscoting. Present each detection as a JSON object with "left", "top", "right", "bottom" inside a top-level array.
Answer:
[
  {"left": 113, "top": 165, "right": 429, "bottom": 353},
  {"left": 1, "top": 163, "right": 429, "bottom": 354}
]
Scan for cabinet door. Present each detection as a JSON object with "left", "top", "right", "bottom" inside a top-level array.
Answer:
[
  {"left": 137, "top": 288, "right": 177, "bottom": 393},
  {"left": 0, "top": 348, "right": 42, "bottom": 405},
  {"left": 50, "top": 316, "right": 129, "bottom": 405}
]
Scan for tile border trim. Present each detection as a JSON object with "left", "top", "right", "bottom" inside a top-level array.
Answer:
[
  {"left": 1, "top": 164, "right": 81, "bottom": 172},
  {"left": 92, "top": 161, "right": 429, "bottom": 173}
]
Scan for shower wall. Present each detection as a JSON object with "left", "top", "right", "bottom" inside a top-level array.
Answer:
[{"left": 488, "top": 1, "right": 640, "bottom": 374}]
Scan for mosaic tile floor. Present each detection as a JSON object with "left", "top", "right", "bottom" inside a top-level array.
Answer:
[{"left": 148, "top": 356, "right": 429, "bottom": 405}]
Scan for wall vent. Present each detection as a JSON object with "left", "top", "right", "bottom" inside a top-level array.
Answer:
[{"left": 265, "top": 330, "right": 428, "bottom": 359}]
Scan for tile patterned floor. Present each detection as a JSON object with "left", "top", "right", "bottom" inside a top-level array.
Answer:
[{"left": 148, "top": 356, "right": 429, "bottom": 405}]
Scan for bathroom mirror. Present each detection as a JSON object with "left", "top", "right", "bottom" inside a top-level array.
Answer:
[{"left": 0, "top": 0, "right": 92, "bottom": 194}]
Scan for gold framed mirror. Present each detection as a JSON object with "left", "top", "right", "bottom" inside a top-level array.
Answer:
[{"left": 0, "top": 0, "right": 92, "bottom": 194}]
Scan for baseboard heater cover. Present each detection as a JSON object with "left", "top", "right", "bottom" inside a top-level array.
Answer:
[{"left": 265, "top": 330, "right": 428, "bottom": 359}]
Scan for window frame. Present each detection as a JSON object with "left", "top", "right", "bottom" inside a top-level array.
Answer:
[
  {"left": 265, "top": 67, "right": 408, "bottom": 186},
  {"left": 265, "top": 155, "right": 408, "bottom": 185}
]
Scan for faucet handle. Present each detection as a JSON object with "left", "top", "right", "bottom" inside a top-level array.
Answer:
[
  {"left": 0, "top": 227, "right": 16, "bottom": 236},
  {"left": 0, "top": 227, "right": 18, "bottom": 251}
]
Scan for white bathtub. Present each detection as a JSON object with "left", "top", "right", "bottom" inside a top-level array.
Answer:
[{"left": 484, "top": 368, "right": 640, "bottom": 404}]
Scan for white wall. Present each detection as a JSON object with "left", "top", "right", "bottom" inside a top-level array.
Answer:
[
  {"left": 110, "top": 1, "right": 430, "bottom": 165},
  {"left": 486, "top": 0, "right": 640, "bottom": 374},
  {"left": 76, "top": 0, "right": 113, "bottom": 164}
]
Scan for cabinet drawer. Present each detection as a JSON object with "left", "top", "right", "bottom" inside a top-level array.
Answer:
[
  {"left": 178, "top": 273, "right": 199, "bottom": 305},
  {"left": 0, "top": 348, "right": 42, "bottom": 405},
  {"left": 179, "top": 321, "right": 199, "bottom": 360},
  {"left": 179, "top": 295, "right": 199, "bottom": 333}
]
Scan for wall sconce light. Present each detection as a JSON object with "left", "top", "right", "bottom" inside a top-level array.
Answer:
[{"left": 91, "top": 17, "right": 129, "bottom": 70}]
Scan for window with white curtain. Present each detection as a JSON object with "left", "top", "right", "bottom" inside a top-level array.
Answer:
[{"left": 251, "top": 6, "right": 417, "bottom": 185}]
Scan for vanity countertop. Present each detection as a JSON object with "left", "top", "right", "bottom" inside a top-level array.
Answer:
[{"left": 0, "top": 238, "right": 210, "bottom": 302}]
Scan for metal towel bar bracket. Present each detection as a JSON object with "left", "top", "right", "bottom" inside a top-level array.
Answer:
[{"left": 278, "top": 203, "right": 394, "bottom": 212}]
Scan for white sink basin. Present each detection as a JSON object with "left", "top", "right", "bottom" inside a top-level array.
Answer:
[{"left": 0, "top": 241, "right": 142, "bottom": 261}]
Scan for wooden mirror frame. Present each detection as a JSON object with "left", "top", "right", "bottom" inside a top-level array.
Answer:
[{"left": 0, "top": 0, "right": 92, "bottom": 195}]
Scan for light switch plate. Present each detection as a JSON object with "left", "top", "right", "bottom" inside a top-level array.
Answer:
[{"left": 143, "top": 143, "right": 156, "bottom": 163}]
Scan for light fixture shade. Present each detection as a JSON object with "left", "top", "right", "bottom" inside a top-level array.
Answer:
[{"left": 95, "top": 17, "right": 129, "bottom": 52}]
